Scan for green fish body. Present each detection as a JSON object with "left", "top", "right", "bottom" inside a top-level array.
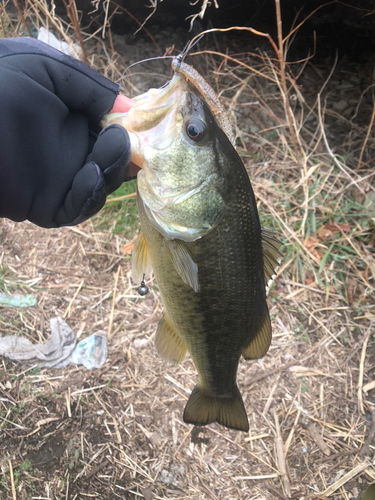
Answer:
[{"left": 102, "top": 69, "right": 281, "bottom": 432}]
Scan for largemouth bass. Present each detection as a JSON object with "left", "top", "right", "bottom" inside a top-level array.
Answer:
[{"left": 101, "top": 60, "right": 281, "bottom": 432}]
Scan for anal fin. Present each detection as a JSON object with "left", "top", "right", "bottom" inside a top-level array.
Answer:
[
  {"left": 242, "top": 308, "right": 272, "bottom": 360},
  {"left": 155, "top": 314, "right": 187, "bottom": 364},
  {"left": 163, "top": 238, "right": 199, "bottom": 292},
  {"left": 131, "top": 231, "right": 152, "bottom": 284},
  {"left": 183, "top": 384, "right": 249, "bottom": 432}
]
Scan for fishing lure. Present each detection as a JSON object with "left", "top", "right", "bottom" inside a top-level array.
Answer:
[
  {"left": 172, "top": 61, "right": 235, "bottom": 146},
  {"left": 125, "top": 36, "right": 236, "bottom": 147},
  {"left": 171, "top": 38, "right": 236, "bottom": 146}
]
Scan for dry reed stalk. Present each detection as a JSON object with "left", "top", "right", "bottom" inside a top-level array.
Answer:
[
  {"left": 358, "top": 329, "right": 372, "bottom": 414},
  {"left": 107, "top": 265, "right": 120, "bottom": 340},
  {"left": 274, "top": 0, "right": 301, "bottom": 163},
  {"left": 0, "top": 2, "right": 15, "bottom": 34},
  {"left": 322, "top": 462, "right": 370, "bottom": 496},
  {"left": 356, "top": 100, "right": 375, "bottom": 172},
  {"left": 12, "top": 0, "right": 32, "bottom": 36},
  {"left": 63, "top": 279, "right": 84, "bottom": 318},
  {"left": 105, "top": 193, "right": 137, "bottom": 203},
  {"left": 8, "top": 459, "right": 17, "bottom": 500},
  {"left": 274, "top": 411, "right": 291, "bottom": 497},
  {"left": 59, "top": 0, "right": 88, "bottom": 63}
]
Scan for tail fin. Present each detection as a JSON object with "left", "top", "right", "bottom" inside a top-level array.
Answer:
[{"left": 183, "top": 384, "right": 249, "bottom": 432}]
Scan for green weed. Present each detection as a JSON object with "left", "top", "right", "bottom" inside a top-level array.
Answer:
[{"left": 92, "top": 180, "right": 138, "bottom": 238}]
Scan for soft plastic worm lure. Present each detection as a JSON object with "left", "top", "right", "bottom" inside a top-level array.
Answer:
[
  {"left": 121, "top": 37, "right": 236, "bottom": 147},
  {"left": 171, "top": 41, "right": 236, "bottom": 147}
]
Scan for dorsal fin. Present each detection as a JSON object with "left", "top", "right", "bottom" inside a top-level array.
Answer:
[{"left": 261, "top": 228, "right": 283, "bottom": 292}]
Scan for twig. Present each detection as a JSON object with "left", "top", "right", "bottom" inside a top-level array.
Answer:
[
  {"left": 109, "top": 1, "right": 163, "bottom": 58},
  {"left": 63, "top": 279, "right": 84, "bottom": 318},
  {"left": 322, "top": 462, "right": 369, "bottom": 496},
  {"left": 105, "top": 193, "right": 137, "bottom": 203},
  {"left": 275, "top": 0, "right": 301, "bottom": 163},
  {"left": 284, "top": 409, "right": 301, "bottom": 456},
  {"left": 134, "top": 0, "right": 157, "bottom": 35},
  {"left": 107, "top": 266, "right": 120, "bottom": 340},
  {"left": 8, "top": 459, "right": 17, "bottom": 500},
  {"left": 356, "top": 100, "right": 375, "bottom": 172},
  {"left": 262, "top": 373, "right": 280, "bottom": 415},
  {"left": 359, "top": 406, "right": 375, "bottom": 456},
  {"left": 12, "top": 0, "right": 32, "bottom": 36},
  {"left": 85, "top": 459, "right": 109, "bottom": 479},
  {"left": 358, "top": 330, "right": 372, "bottom": 414},
  {"left": 325, "top": 456, "right": 347, "bottom": 473},
  {"left": 0, "top": 2, "right": 15, "bottom": 34},
  {"left": 284, "top": 1, "right": 373, "bottom": 44},
  {"left": 308, "top": 423, "right": 330, "bottom": 456},
  {"left": 62, "top": 0, "right": 88, "bottom": 64},
  {"left": 267, "top": 484, "right": 290, "bottom": 500},
  {"left": 247, "top": 361, "right": 299, "bottom": 386},
  {"left": 274, "top": 411, "right": 291, "bottom": 497},
  {"left": 317, "top": 94, "right": 365, "bottom": 195},
  {"left": 207, "top": 426, "right": 279, "bottom": 473}
]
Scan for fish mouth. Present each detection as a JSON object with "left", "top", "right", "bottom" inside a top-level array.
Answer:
[{"left": 101, "top": 75, "right": 188, "bottom": 169}]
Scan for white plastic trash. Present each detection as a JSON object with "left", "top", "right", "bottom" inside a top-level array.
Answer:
[
  {"left": 70, "top": 334, "right": 108, "bottom": 370},
  {"left": 38, "top": 27, "right": 82, "bottom": 59},
  {"left": 0, "top": 317, "right": 107, "bottom": 370}
]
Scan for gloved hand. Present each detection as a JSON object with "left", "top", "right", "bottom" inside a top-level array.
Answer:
[{"left": 0, "top": 37, "right": 133, "bottom": 228}]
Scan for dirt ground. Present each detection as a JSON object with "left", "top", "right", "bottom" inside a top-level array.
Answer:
[{"left": 1, "top": 4, "right": 375, "bottom": 500}]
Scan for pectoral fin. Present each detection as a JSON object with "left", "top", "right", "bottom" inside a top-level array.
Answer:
[
  {"left": 242, "top": 308, "right": 272, "bottom": 360},
  {"left": 163, "top": 239, "right": 199, "bottom": 292},
  {"left": 155, "top": 314, "right": 187, "bottom": 364},
  {"left": 131, "top": 231, "right": 152, "bottom": 284}
]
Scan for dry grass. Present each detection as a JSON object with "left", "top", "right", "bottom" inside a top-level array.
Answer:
[{"left": 1, "top": 1, "right": 375, "bottom": 499}]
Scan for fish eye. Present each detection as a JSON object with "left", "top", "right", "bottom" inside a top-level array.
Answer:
[{"left": 186, "top": 121, "right": 205, "bottom": 142}]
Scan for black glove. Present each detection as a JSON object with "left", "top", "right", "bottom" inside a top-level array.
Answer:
[{"left": 0, "top": 37, "right": 131, "bottom": 228}]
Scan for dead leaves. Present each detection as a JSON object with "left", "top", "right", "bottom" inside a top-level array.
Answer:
[
  {"left": 305, "top": 236, "right": 324, "bottom": 261},
  {"left": 122, "top": 235, "right": 138, "bottom": 255},
  {"left": 316, "top": 222, "right": 350, "bottom": 241},
  {"left": 304, "top": 222, "right": 350, "bottom": 262}
]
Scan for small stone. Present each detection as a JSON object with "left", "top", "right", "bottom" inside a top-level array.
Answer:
[
  {"left": 150, "top": 432, "right": 161, "bottom": 447},
  {"left": 134, "top": 338, "right": 149, "bottom": 349},
  {"left": 338, "top": 82, "right": 354, "bottom": 90},
  {"left": 333, "top": 99, "right": 347, "bottom": 112},
  {"left": 349, "top": 75, "right": 361, "bottom": 85}
]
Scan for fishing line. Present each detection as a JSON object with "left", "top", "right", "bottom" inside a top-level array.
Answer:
[
  {"left": 125, "top": 55, "right": 174, "bottom": 72},
  {"left": 125, "top": 34, "right": 205, "bottom": 72}
]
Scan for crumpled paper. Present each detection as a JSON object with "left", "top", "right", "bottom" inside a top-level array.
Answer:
[{"left": 0, "top": 317, "right": 107, "bottom": 370}]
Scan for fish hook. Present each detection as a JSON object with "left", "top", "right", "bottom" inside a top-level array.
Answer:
[{"left": 174, "top": 34, "right": 205, "bottom": 70}]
